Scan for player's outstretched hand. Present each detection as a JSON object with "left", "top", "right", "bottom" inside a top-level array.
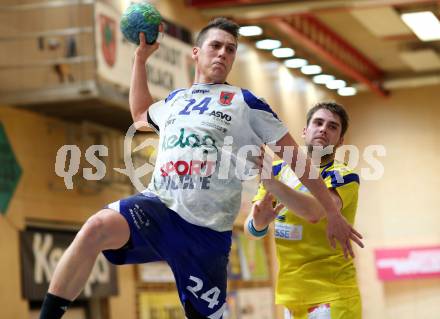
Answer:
[
  {"left": 253, "top": 192, "right": 284, "bottom": 230},
  {"left": 326, "top": 213, "right": 364, "bottom": 259}
]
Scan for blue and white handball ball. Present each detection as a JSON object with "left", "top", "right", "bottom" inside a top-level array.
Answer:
[{"left": 120, "top": 2, "right": 162, "bottom": 45}]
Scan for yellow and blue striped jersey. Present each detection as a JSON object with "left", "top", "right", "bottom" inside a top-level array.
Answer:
[{"left": 253, "top": 160, "right": 360, "bottom": 306}]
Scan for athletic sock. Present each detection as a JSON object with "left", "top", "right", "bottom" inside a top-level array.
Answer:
[{"left": 39, "top": 292, "right": 72, "bottom": 319}]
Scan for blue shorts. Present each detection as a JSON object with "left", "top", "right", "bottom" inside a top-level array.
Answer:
[{"left": 102, "top": 192, "right": 232, "bottom": 319}]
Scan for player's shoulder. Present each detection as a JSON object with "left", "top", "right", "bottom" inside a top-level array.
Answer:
[
  {"left": 238, "top": 87, "right": 280, "bottom": 119},
  {"left": 239, "top": 87, "right": 268, "bottom": 104},
  {"left": 331, "top": 160, "right": 357, "bottom": 176},
  {"left": 324, "top": 160, "right": 360, "bottom": 186}
]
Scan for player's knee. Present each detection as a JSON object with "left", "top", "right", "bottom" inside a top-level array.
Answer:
[{"left": 78, "top": 212, "right": 110, "bottom": 249}]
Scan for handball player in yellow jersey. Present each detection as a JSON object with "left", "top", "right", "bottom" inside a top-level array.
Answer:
[{"left": 247, "top": 102, "right": 362, "bottom": 319}]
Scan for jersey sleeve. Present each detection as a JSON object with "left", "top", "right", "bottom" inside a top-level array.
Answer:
[
  {"left": 322, "top": 167, "right": 360, "bottom": 210},
  {"left": 242, "top": 89, "right": 289, "bottom": 144},
  {"left": 334, "top": 182, "right": 359, "bottom": 210},
  {"left": 147, "top": 100, "right": 164, "bottom": 133}
]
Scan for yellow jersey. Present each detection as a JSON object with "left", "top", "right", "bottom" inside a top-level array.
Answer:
[{"left": 253, "top": 160, "right": 360, "bottom": 306}]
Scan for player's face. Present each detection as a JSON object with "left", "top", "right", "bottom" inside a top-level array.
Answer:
[
  {"left": 192, "top": 28, "right": 237, "bottom": 84},
  {"left": 303, "top": 109, "right": 344, "bottom": 150}
]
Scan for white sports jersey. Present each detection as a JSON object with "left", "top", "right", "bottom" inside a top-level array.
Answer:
[{"left": 147, "top": 83, "right": 288, "bottom": 231}]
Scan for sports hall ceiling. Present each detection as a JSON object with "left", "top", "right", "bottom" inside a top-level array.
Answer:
[
  {"left": 186, "top": 0, "right": 440, "bottom": 97},
  {"left": 2, "top": 0, "right": 438, "bottom": 129}
]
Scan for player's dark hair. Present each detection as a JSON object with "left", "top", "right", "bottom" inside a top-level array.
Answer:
[
  {"left": 306, "top": 102, "right": 349, "bottom": 137},
  {"left": 195, "top": 17, "right": 240, "bottom": 47}
]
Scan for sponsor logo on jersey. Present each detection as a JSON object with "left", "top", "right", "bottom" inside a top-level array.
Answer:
[
  {"left": 219, "top": 91, "right": 235, "bottom": 105},
  {"left": 275, "top": 223, "right": 303, "bottom": 240},
  {"left": 162, "top": 128, "right": 218, "bottom": 152},
  {"left": 160, "top": 160, "right": 216, "bottom": 177},
  {"left": 201, "top": 121, "right": 228, "bottom": 133},
  {"left": 156, "top": 174, "right": 212, "bottom": 190},
  {"left": 165, "top": 118, "right": 176, "bottom": 128},
  {"left": 191, "top": 89, "right": 210, "bottom": 94},
  {"left": 208, "top": 110, "right": 232, "bottom": 122},
  {"left": 129, "top": 204, "right": 150, "bottom": 230}
]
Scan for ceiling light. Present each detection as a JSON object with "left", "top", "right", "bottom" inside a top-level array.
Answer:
[
  {"left": 313, "top": 74, "right": 335, "bottom": 84},
  {"left": 401, "top": 11, "right": 440, "bottom": 41},
  {"left": 239, "top": 26, "right": 263, "bottom": 37},
  {"left": 272, "top": 48, "right": 295, "bottom": 58},
  {"left": 284, "top": 58, "right": 308, "bottom": 68},
  {"left": 256, "top": 39, "right": 282, "bottom": 50},
  {"left": 301, "top": 65, "right": 322, "bottom": 75},
  {"left": 338, "top": 87, "right": 357, "bottom": 96},
  {"left": 326, "top": 79, "right": 346, "bottom": 89}
]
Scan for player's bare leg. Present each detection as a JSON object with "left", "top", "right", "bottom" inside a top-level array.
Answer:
[{"left": 39, "top": 209, "right": 129, "bottom": 319}]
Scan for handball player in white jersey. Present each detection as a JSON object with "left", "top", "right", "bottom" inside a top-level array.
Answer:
[{"left": 39, "top": 17, "right": 363, "bottom": 319}]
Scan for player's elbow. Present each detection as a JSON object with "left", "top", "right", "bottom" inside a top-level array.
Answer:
[
  {"left": 131, "top": 113, "right": 151, "bottom": 131},
  {"left": 303, "top": 208, "right": 324, "bottom": 224},
  {"left": 308, "top": 215, "right": 322, "bottom": 224},
  {"left": 303, "top": 212, "right": 320, "bottom": 224},
  {"left": 310, "top": 207, "right": 326, "bottom": 224},
  {"left": 131, "top": 110, "right": 144, "bottom": 123}
]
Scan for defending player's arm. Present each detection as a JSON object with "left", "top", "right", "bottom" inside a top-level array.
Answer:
[
  {"left": 257, "top": 152, "right": 325, "bottom": 224},
  {"left": 273, "top": 133, "right": 363, "bottom": 258},
  {"left": 263, "top": 173, "right": 348, "bottom": 225},
  {"left": 263, "top": 179, "right": 325, "bottom": 224},
  {"left": 328, "top": 189, "right": 343, "bottom": 211},
  {"left": 246, "top": 184, "right": 325, "bottom": 240},
  {"left": 130, "top": 32, "right": 161, "bottom": 129}
]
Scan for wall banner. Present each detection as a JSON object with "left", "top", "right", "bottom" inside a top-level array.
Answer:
[
  {"left": 20, "top": 228, "right": 118, "bottom": 300},
  {"left": 0, "top": 123, "right": 22, "bottom": 215},
  {"left": 375, "top": 246, "right": 440, "bottom": 281},
  {"left": 95, "top": 2, "right": 194, "bottom": 100}
]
